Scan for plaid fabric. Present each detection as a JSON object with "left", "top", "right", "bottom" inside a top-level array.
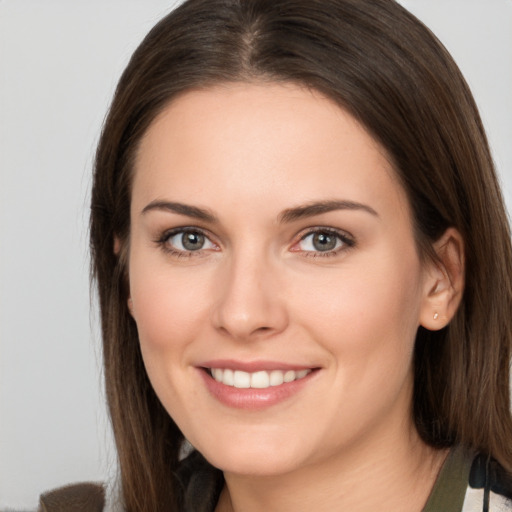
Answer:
[
  {"left": 462, "top": 487, "right": 512, "bottom": 512},
  {"left": 423, "top": 447, "right": 512, "bottom": 512}
]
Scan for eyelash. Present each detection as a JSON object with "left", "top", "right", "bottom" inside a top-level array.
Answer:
[
  {"left": 293, "top": 228, "right": 355, "bottom": 258},
  {"left": 155, "top": 227, "right": 355, "bottom": 258},
  {"left": 155, "top": 228, "right": 217, "bottom": 258}
]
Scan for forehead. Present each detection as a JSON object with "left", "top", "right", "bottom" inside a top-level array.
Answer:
[{"left": 132, "top": 82, "right": 409, "bottom": 223}]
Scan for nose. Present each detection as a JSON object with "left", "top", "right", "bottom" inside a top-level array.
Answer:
[{"left": 211, "top": 250, "right": 289, "bottom": 341}]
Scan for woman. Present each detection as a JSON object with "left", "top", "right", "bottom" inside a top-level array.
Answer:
[{"left": 39, "top": 0, "right": 512, "bottom": 511}]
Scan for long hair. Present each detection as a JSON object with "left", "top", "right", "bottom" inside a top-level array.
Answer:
[{"left": 90, "top": 1, "right": 512, "bottom": 510}]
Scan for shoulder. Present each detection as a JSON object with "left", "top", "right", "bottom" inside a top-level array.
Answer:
[
  {"left": 38, "top": 482, "right": 105, "bottom": 512},
  {"left": 35, "top": 452, "right": 222, "bottom": 512}
]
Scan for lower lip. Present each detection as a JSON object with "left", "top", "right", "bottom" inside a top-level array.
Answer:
[{"left": 198, "top": 369, "right": 317, "bottom": 410}]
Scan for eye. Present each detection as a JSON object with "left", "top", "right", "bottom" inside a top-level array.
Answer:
[
  {"left": 293, "top": 229, "right": 354, "bottom": 256},
  {"left": 159, "top": 228, "right": 217, "bottom": 255}
]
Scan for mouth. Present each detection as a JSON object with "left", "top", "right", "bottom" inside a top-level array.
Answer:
[
  {"left": 197, "top": 360, "right": 320, "bottom": 409},
  {"left": 205, "top": 367, "right": 313, "bottom": 389}
]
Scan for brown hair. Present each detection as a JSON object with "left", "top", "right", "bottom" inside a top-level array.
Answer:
[{"left": 90, "top": 0, "right": 512, "bottom": 510}]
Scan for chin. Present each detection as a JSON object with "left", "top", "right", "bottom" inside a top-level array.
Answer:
[{"left": 194, "top": 434, "right": 307, "bottom": 477}]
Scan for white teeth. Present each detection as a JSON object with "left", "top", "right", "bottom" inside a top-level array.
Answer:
[
  {"left": 283, "top": 370, "right": 295, "bottom": 383},
  {"left": 223, "top": 368, "right": 234, "bottom": 386},
  {"left": 233, "top": 370, "right": 251, "bottom": 388},
  {"left": 251, "top": 371, "right": 270, "bottom": 388},
  {"left": 210, "top": 368, "right": 312, "bottom": 388},
  {"left": 296, "top": 369, "right": 309, "bottom": 379},
  {"left": 269, "top": 370, "right": 284, "bottom": 386}
]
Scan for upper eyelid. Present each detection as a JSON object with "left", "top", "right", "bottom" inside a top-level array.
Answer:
[
  {"left": 158, "top": 226, "right": 215, "bottom": 241},
  {"left": 296, "top": 226, "right": 354, "bottom": 242}
]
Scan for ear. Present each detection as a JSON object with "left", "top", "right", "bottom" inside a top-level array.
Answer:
[
  {"left": 113, "top": 236, "right": 122, "bottom": 255},
  {"left": 113, "top": 236, "right": 134, "bottom": 317},
  {"left": 419, "top": 228, "right": 464, "bottom": 331},
  {"left": 127, "top": 297, "right": 135, "bottom": 317}
]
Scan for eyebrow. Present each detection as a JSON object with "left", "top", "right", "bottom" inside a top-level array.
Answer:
[
  {"left": 141, "top": 200, "right": 218, "bottom": 222},
  {"left": 278, "top": 200, "right": 379, "bottom": 223},
  {"left": 141, "top": 199, "right": 378, "bottom": 223}
]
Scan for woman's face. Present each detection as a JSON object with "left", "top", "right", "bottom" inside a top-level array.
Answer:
[{"left": 128, "top": 82, "right": 436, "bottom": 476}]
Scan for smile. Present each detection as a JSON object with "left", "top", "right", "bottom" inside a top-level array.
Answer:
[
  {"left": 208, "top": 368, "right": 312, "bottom": 389},
  {"left": 199, "top": 361, "right": 319, "bottom": 409}
]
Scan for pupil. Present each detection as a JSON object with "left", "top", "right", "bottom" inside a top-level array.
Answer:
[
  {"left": 182, "top": 232, "right": 204, "bottom": 251},
  {"left": 313, "top": 232, "right": 336, "bottom": 251}
]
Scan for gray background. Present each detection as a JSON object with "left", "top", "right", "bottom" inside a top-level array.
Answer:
[{"left": 1, "top": 1, "right": 511, "bottom": 509}]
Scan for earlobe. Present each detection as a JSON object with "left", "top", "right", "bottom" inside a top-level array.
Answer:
[
  {"left": 114, "top": 236, "right": 121, "bottom": 255},
  {"left": 127, "top": 297, "right": 135, "bottom": 317},
  {"left": 420, "top": 228, "right": 465, "bottom": 331},
  {"left": 114, "top": 236, "right": 133, "bottom": 317}
]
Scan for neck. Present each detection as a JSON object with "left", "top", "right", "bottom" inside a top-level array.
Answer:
[{"left": 216, "top": 424, "right": 447, "bottom": 512}]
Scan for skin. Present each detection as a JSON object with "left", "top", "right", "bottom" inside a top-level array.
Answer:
[{"left": 127, "top": 82, "right": 463, "bottom": 511}]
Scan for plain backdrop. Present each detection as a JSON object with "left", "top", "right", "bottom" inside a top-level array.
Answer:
[{"left": 1, "top": 1, "right": 511, "bottom": 509}]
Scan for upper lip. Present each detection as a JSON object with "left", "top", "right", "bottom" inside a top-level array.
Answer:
[{"left": 198, "top": 359, "right": 318, "bottom": 372}]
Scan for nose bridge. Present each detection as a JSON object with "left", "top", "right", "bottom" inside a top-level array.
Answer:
[{"left": 211, "top": 242, "right": 288, "bottom": 339}]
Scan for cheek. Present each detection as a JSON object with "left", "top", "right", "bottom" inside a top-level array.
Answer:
[
  {"left": 291, "top": 248, "right": 424, "bottom": 369},
  {"left": 128, "top": 258, "right": 212, "bottom": 413},
  {"left": 293, "top": 252, "right": 423, "bottom": 437},
  {"left": 129, "top": 255, "right": 211, "bottom": 355}
]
